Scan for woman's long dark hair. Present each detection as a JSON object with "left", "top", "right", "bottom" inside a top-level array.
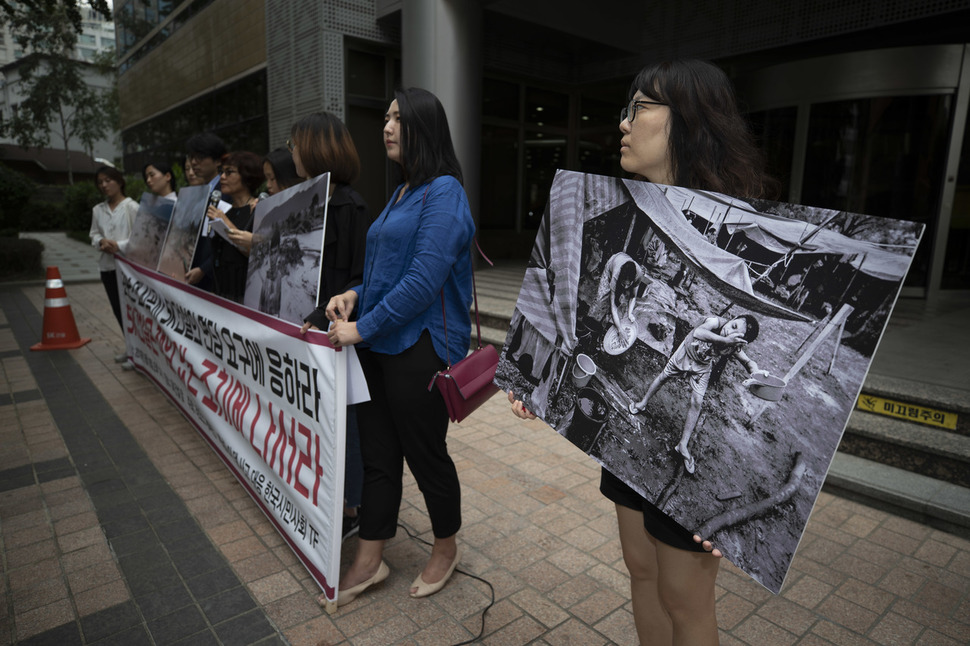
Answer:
[
  {"left": 394, "top": 87, "right": 463, "bottom": 187},
  {"left": 630, "top": 59, "right": 777, "bottom": 199}
]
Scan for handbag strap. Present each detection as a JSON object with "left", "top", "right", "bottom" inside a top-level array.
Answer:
[{"left": 440, "top": 238, "right": 493, "bottom": 368}]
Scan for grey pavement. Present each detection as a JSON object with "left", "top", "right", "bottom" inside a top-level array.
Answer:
[{"left": 1, "top": 232, "right": 968, "bottom": 645}]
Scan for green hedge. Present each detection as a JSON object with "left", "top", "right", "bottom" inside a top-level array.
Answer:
[
  {"left": 9, "top": 168, "right": 160, "bottom": 234},
  {"left": 0, "top": 237, "right": 44, "bottom": 278},
  {"left": 0, "top": 164, "right": 36, "bottom": 231}
]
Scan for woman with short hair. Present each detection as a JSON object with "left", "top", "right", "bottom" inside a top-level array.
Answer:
[{"left": 89, "top": 165, "right": 139, "bottom": 367}]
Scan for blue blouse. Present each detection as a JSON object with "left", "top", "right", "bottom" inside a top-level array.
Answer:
[{"left": 353, "top": 175, "right": 475, "bottom": 364}]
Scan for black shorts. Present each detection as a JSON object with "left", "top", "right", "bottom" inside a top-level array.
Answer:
[{"left": 600, "top": 468, "right": 706, "bottom": 553}]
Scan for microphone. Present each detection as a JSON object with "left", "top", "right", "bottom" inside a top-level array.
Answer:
[
  {"left": 206, "top": 189, "right": 222, "bottom": 235},
  {"left": 258, "top": 192, "right": 269, "bottom": 200}
]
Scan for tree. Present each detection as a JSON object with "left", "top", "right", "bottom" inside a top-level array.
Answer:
[
  {"left": 0, "top": 0, "right": 115, "bottom": 184},
  {"left": 0, "top": 1, "right": 111, "bottom": 48}
]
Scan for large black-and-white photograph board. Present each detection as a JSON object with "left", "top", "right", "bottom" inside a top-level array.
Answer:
[
  {"left": 494, "top": 170, "right": 923, "bottom": 593},
  {"left": 244, "top": 173, "right": 330, "bottom": 326}
]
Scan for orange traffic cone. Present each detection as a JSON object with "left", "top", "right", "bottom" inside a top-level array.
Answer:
[{"left": 30, "top": 266, "right": 92, "bottom": 351}]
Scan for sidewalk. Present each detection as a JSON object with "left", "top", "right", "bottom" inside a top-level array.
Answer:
[{"left": 1, "top": 234, "right": 968, "bottom": 645}]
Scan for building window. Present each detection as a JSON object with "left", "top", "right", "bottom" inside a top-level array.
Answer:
[
  {"left": 479, "top": 76, "right": 625, "bottom": 243},
  {"left": 121, "top": 69, "right": 268, "bottom": 173}
]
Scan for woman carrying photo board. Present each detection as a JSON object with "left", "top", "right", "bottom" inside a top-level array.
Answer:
[{"left": 510, "top": 59, "right": 777, "bottom": 646}]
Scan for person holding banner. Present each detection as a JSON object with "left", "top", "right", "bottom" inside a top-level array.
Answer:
[
  {"left": 325, "top": 88, "right": 475, "bottom": 606},
  {"left": 263, "top": 148, "right": 303, "bottom": 196},
  {"left": 143, "top": 161, "right": 177, "bottom": 203},
  {"left": 510, "top": 59, "right": 776, "bottom": 646},
  {"left": 184, "top": 132, "right": 226, "bottom": 291},
  {"left": 205, "top": 151, "right": 263, "bottom": 302},
  {"left": 291, "top": 112, "right": 372, "bottom": 541},
  {"left": 89, "top": 165, "right": 139, "bottom": 367}
]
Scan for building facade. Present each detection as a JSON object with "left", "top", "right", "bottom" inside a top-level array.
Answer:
[{"left": 115, "top": 0, "right": 970, "bottom": 295}]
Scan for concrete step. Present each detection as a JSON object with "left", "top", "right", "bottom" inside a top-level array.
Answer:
[
  {"left": 824, "top": 452, "right": 970, "bottom": 538},
  {"left": 840, "top": 409, "right": 970, "bottom": 487},
  {"left": 859, "top": 373, "right": 970, "bottom": 436}
]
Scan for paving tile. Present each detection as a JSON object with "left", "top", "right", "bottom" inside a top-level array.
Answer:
[
  {"left": 868, "top": 611, "right": 924, "bottom": 645},
  {"left": 915, "top": 629, "right": 966, "bottom": 645},
  {"left": 88, "top": 624, "right": 154, "bottom": 646},
  {"left": 199, "top": 585, "right": 258, "bottom": 625},
  {"left": 816, "top": 595, "right": 880, "bottom": 634},
  {"left": 11, "top": 577, "right": 69, "bottom": 613},
  {"left": 185, "top": 566, "right": 246, "bottom": 600},
  {"left": 147, "top": 605, "right": 209, "bottom": 644},
  {"left": 131, "top": 584, "right": 195, "bottom": 621},
  {"left": 66, "top": 561, "right": 122, "bottom": 595},
  {"left": 15, "top": 599, "right": 76, "bottom": 642},
  {"left": 810, "top": 619, "right": 879, "bottom": 646},
  {"left": 730, "top": 613, "right": 800, "bottom": 646},
  {"left": 74, "top": 579, "right": 131, "bottom": 616},
  {"left": 6, "top": 538, "right": 57, "bottom": 568},
  {"left": 79, "top": 601, "right": 141, "bottom": 643},
  {"left": 509, "top": 587, "right": 570, "bottom": 629},
  {"left": 280, "top": 616, "right": 345, "bottom": 646},
  {"left": 16, "top": 621, "right": 82, "bottom": 646},
  {"left": 835, "top": 577, "right": 896, "bottom": 614},
  {"left": 212, "top": 609, "right": 279, "bottom": 645},
  {"left": 248, "top": 570, "right": 303, "bottom": 605},
  {"left": 911, "top": 580, "right": 963, "bottom": 616},
  {"left": 263, "top": 591, "right": 324, "bottom": 631},
  {"left": 754, "top": 595, "right": 817, "bottom": 635}
]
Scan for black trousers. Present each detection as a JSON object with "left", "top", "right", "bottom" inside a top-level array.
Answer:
[
  {"left": 100, "top": 270, "right": 124, "bottom": 333},
  {"left": 356, "top": 332, "right": 461, "bottom": 540}
]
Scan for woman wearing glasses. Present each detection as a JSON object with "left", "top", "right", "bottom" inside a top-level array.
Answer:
[
  {"left": 511, "top": 59, "right": 776, "bottom": 646},
  {"left": 324, "top": 88, "right": 475, "bottom": 606},
  {"left": 206, "top": 150, "right": 263, "bottom": 302}
]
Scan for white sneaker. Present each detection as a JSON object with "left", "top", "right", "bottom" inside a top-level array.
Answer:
[
  {"left": 121, "top": 360, "right": 135, "bottom": 371},
  {"left": 114, "top": 352, "right": 128, "bottom": 363}
]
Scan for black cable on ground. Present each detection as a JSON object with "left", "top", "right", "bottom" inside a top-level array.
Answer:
[{"left": 398, "top": 522, "right": 495, "bottom": 645}]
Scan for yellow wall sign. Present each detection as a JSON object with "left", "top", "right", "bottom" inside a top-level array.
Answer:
[{"left": 856, "top": 394, "right": 958, "bottom": 430}]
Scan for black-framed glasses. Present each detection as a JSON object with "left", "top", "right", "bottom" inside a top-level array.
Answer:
[
  {"left": 220, "top": 167, "right": 238, "bottom": 176},
  {"left": 620, "top": 99, "right": 668, "bottom": 123},
  {"left": 285, "top": 138, "right": 294, "bottom": 152}
]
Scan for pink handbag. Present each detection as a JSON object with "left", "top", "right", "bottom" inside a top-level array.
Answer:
[{"left": 428, "top": 243, "right": 500, "bottom": 423}]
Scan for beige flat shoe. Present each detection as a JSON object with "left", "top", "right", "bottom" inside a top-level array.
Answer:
[
  {"left": 336, "top": 560, "right": 389, "bottom": 607},
  {"left": 409, "top": 548, "right": 461, "bottom": 599}
]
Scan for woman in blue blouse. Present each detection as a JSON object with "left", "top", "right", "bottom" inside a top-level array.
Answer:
[{"left": 325, "top": 87, "right": 475, "bottom": 606}]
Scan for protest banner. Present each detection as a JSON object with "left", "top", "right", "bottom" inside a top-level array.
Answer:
[
  {"left": 494, "top": 170, "right": 923, "bottom": 593},
  {"left": 116, "top": 256, "right": 348, "bottom": 607}
]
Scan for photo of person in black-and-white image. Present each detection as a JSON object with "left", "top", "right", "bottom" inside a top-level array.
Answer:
[
  {"left": 244, "top": 173, "right": 329, "bottom": 325},
  {"left": 125, "top": 191, "right": 176, "bottom": 270},
  {"left": 495, "top": 170, "right": 922, "bottom": 593},
  {"left": 157, "top": 185, "right": 209, "bottom": 282}
]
